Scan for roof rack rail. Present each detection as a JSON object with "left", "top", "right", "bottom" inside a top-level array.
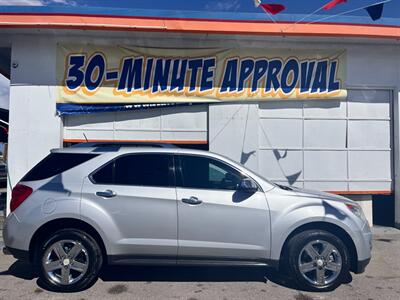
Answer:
[{"left": 71, "top": 142, "right": 178, "bottom": 149}]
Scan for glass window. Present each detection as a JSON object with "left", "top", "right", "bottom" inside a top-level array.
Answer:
[
  {"left": 92, "top": 154, "right": 173, "bottom": 187},
  {"left": 179, "top": 155, "right": 243, "bottom": 190},
  {"left": 22, "top": 153, "right": 98, "bottom": 181},
  {"left": 91, "top": 161, "right": 113, "bottom": 184}
]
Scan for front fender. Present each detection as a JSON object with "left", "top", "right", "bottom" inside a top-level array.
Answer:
[{"left": 269, "top": 198, "right": 362, "bottom": 261}]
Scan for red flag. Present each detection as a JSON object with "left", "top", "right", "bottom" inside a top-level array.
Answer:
[
  {"left": 260, "top": 4, "right": 286, "bottom": 15},
  {"left": 323, "top": 0, "right": 347, "bottom": 10}
]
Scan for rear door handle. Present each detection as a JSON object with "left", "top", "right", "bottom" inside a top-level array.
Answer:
[
  {"left": 182, "top": 196, "right": 202, "bottom": 205},
  {"left": 96, "top": 190, "right": 117, "bottom": 198}
]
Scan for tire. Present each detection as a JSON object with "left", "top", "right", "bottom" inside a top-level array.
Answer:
[
  {"left": 285, "top": 229, "right": 350, "bottom": 292},
  {"left": 37, "top": 228, "right": 103, "bottom": 292}
]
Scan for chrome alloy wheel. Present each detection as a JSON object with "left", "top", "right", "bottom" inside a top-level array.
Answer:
[
  {"left": 42, "top": 240, "right": 89, "bottom": 285},
  {"left": 298, "top": 240, "right": 342, "bottom": 286}
]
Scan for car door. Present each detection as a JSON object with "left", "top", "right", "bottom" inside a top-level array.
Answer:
[
  {"left": 176, "top": 154, "right": 271, "bottom": 262},
  {"left": 81, "top": 153, "right": 178, "bottom": 260}
]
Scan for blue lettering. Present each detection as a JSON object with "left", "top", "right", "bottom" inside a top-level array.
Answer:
[
  {"left": 85, "top": 54, "right": 105, "bottom": 91},
  {"left": 238, "top": 59, "right": 254, "bottom": 92},
  {"left": 281, "top": 59, "right": 299, "bottom": 94},
  {"left": 251, "top": 59, "right": 268, "bottom": 92},
  {"left": 117, "top": 57, "right": 143, "bottom": 92},
  {"left": 220, "top": 59, "right": 238, "bottom": 93},
  {"left": 170, "top": 59, "right": 188, "bottom": 92},
  {"left": 311, "top": 60, "right": 328, "bottom": 93},
  {"left": 143, "top": 58, "right": 154, "bottom": 91},
  {"left": 188, "top": 59, "right": 203, "bottom": 92},
  {"left": 265, "top": 59, "right": 282, "bottom": 93},
  {"left": 152, "top": 58, "right": 171, "bottom": 93},
  {"left": 328, "top": 61, "right": 340, "bottom": 92},
  {"left": 66, "top": 55, "right": 85, "bottom": 90},
  {"left": 300, "top": 61, "right": 315, "bottom": 93},
  {"left": 200, "top": 58, "right": 215, "bottom": 92}
]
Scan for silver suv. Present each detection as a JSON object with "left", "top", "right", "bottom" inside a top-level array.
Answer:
[{"left": 3, "top": 143, "right": 372, "bottom": 292}]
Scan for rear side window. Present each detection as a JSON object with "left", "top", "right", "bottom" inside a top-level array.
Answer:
[
  {"left": 91, "top": 154, "right": 174, "bottom": 187},
  {"left": 22, "top": 153, "right": 98, "bottom": 181}
]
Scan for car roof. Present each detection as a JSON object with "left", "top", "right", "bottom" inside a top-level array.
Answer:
[{"left": 50, "top": 143, "right": 209, "bottom": 156}]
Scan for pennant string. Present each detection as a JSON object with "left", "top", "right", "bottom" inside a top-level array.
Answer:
[
  {"left": 306, "top": 0, "right": 391, "bottom": 25},
  {"left": 262, "top": 7, "right": 277, "bottom": 23},
  {"left": 283, "top": 6, "right": 324, "bottom": 31}
]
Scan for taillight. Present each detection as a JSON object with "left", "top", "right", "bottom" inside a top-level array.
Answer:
[{"left": 10, "top": 184, "right": 33, "bottom": 212}]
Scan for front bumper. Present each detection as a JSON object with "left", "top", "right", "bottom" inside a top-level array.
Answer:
[
  {"left": 354, "top": 257, "right": 371, "bottom": 274},
  {"left": 351, "top": 221, "right": 372, "bottom": 274}
]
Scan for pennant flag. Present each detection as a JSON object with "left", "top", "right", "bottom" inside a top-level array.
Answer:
[
  {"left": 323, "top": 0, "right": 347, "bottom": 10},
  {"left": 254, "top": 0, "right": 261, "bottom": 7},
  {"left": 365, "top": 3, "right": 384, "bottom": 21},
  {"left": 260, "top": 3, "right": 286, "bottom": 15}
]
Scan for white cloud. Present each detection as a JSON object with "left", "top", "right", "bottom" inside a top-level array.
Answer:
[
  {"left": 0, "top": 0, "right": 77, "bottom": 6},
  {"left": 43, "top": 0, "right": 77, "bottom": 5},
  {"left": 0, "top": 0, "right": 43, "bottom": 5},
  {"left": 205, "top": 0, "right": 241, "bottom": 11}
]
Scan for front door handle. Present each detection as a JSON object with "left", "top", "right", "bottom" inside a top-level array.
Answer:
[
  {"left": 182, "top": 196, "right": 202, "bottom": 205},
  {"left": 96, "top": 190, "right": 117, "bottom": 198}
]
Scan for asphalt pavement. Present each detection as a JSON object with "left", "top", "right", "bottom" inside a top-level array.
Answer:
[{"left": 0, "top": 226, "right": 399, "bottom": 299}]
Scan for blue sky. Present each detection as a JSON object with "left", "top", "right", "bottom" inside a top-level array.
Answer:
[{"left": 0, "top": 0, "right": 399, "bottom": 18}]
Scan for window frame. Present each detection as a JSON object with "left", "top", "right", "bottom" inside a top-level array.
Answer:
[
  {"left": 89, "top": 152, "right": 176, "bottom": 188},
  {"left": 175, "top": 153, "right": 262, "bottom": 192}
]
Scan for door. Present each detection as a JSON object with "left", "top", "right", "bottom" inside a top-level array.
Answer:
[
  {"left": 81, "top": 153, "right": 178, "bottom": 258},
  {"left": 176, "top": 154, "right": 270, "bottom": 261}
]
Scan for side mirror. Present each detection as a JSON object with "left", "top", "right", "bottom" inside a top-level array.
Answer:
[{"left": 238, "top": 178, "right": 258, "bottom": 193}]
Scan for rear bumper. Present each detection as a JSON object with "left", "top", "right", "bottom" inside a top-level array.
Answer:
[
  {"left": 2, "top": 212, "right": 32, "bottom": 252},
  {"left": 2, "top": 246, "right": 30, "bottom": 262},
  {"left": 354, "top": 258, "right": 371, "bottom": 274}
]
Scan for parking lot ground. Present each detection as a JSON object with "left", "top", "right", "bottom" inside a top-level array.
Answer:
[{"left": 0, "top": 227, "right": 399, "bottom": 300}]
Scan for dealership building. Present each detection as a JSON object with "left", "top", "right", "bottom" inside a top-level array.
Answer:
[{"left": 0, "top": 6, "right": 399, "bottom": 227}]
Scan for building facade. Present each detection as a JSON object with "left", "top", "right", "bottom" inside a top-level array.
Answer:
[{"left": 0, "top": 9, "right": 399, "bottom": 226}]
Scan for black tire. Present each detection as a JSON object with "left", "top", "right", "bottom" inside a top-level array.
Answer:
[
  {"left": 286, "top": 229, "right": 350, "bottom": 292},
  {"left": 37, "top": 228, "right": 103, "bottom": 292}
]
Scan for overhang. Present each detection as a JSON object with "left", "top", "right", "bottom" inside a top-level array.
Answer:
[{"left": 0, "top": 6, "right": 399, "bottom": 41}]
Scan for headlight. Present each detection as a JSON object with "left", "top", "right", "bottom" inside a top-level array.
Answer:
[{"left": 345, "top": 203, "right": 366, "bottom": 221}]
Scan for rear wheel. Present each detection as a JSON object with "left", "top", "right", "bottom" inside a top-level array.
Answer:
[
  {"left": 286, "top": 229, "right": 350, "bottom": 292},
  {"left": 38, "top": 229, "right": 103, "bottom": 292}
]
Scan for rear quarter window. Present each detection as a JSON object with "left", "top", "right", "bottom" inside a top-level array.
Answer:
[{"left": 21, "top": 153, "right": 98, "bottom": 181}]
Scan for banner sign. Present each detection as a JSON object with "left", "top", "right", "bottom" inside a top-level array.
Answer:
[{"left": 57, "top": 44, "right": 346, "bottom": 105}]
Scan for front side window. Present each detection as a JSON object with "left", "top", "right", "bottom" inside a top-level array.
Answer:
[
  {"left": 178, "top": 155, "right": 244, "bottom": 190},
  {"left": 91, "top": 154, "right": 173, "bottom": 187}
]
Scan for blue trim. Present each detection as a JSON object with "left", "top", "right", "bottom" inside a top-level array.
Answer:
[
  {"left": 57, "top": 103, "right": 193, "bottom": 116},
  {"left": 0, "top": 5, "right": 399, "bottom": 26}
]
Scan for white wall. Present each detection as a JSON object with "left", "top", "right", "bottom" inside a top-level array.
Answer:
[
  {"left": 6, "top": 36, "right": 62, "bottom": 214},
  {"left": 210, "top": 103, "right": 259, "bottom": 172},
  {"left": 63, "top": 105, "right": 208, "bottom": 143}
]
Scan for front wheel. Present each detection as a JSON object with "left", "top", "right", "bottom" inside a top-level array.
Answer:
[
  {"left": 286, "top": 229, "right": 350, "bottom": 292},
  {"left": 37, "top": 229, "right": 103, "bottom": 292}
]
